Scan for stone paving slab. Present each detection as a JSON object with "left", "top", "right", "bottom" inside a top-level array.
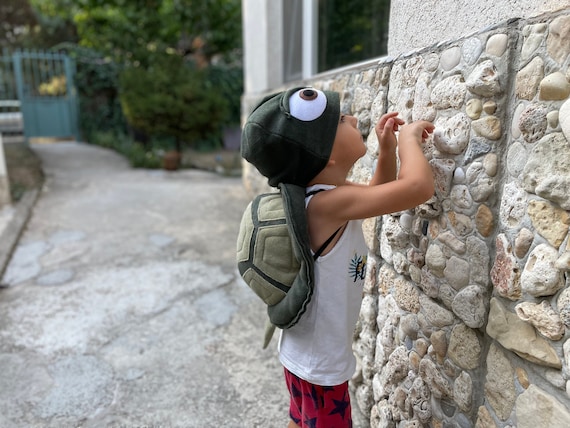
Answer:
[
  {"left": 0, "top": 142, "right": 288, "bottom": 428},
  {"left": 0, "top": 189, "right": 39, "bottom": 282}
]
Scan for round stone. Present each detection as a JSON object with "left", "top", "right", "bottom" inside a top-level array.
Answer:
[
  {"left": 518, "top": 102, "right": 548, "bottom": 143},
  {"left": 511, "top": 102, "right": 526, "bottom": 139},
  {"left": 453, "top": 167, "right": 466, "bottom": 184},
  {"left": 547, "top": 15, "right": 570, "bottom": 64},
  {"left": 516, "top": 367, "right": 530, "bottom": 389},
  {"left": 466, "top": 98, "right": 482, "bottom": 119},
  {"left": 462, "top": 37, "right": 484, "bottom": 65},
  {"left": 521, "top": 23, "right": 548, "bottom": 61},
  {"left": 440, "top": 46, "right": 461, "bottom": 71},
  {"left": 514, "top": 228, "right": 534, "bottom": 259},
  {"left": 475, "top": 204, "right": 494, "bottom": 237},
  {"left": 560, "top": 99, "right": 570, "bottom": 142},
  {"left": 547, "top": 111, "right": 559, "bottom": 129},
  {"left": 472, "top": 116, "right": 502, "bottom": 140},
  {"left": 516, "top": 56, "right": 544, "bottom": 100},
  {"left": 539, "top": 72, "right": 570, "bottom": 100},
  {"left": 507, "top": 141, "right": 528, "bottom": 177},
  {"left": 486, "top": 33, "right": 508, "bottom": 57},
  {"left": 521, "top": 244, "right": 565, "bottom": 297},
  {"left": 483, "top": 153, "right": 498, "bottom": 177},
  {"left": 483, "top": 101, "right": 497, "bottom": 114}
]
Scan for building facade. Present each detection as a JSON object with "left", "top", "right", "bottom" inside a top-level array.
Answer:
[{"left": 241, "top": 2, "right": 570, "bottom": 426}]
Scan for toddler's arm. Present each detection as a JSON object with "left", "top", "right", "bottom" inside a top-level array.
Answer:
[
  {"left": 326, "top": 117, "right": 434, "bottom": 220},
  {"left": 395, "top": 120, "right": 435, "bottom": 205},
  {"left": 371, "top": 112, "right": 404, "bottom": 185},
  {"left": 305, "top": 114, "right": 435, "bottom": 253}
]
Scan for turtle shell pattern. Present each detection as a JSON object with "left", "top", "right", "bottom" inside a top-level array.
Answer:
[{"left": 237, "top": 192, "right": 301, "bottom": 306}]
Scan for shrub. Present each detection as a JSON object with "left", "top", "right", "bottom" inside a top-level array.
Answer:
[
  {"left": 57, "top": 44, "right": 127, "bottom": 142},
  {"left": 119, "top": 57, "right": 229, "bottom": 152},
  {"left": 204, "top": 63, "right": 243, "bottom": 127},
  {"left": 89, "top": 131, "right": 161, "bottom": 169}
]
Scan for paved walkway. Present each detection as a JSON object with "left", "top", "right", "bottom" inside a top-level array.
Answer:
[{"left": 0, "top": 142, "right": 288, "bottom": 427}]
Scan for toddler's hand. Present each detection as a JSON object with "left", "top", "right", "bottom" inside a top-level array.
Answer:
[
  {"left": 400, "top": 120, "right": 435, "bottom": 143},
  {"left": 375, "top": 112, "right": 404, "bottom": 152}
]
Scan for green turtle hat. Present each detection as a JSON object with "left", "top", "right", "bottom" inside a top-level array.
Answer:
[{"left": 241, "top": 87, "right": 340, "bottom": 188}]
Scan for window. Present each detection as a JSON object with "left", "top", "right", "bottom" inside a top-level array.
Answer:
[
  {"left": 283, "top": 0, "right": 391, "bottom": 82},
  {"left": 318, "top": 0, "right": 390, "bottom": 72}
]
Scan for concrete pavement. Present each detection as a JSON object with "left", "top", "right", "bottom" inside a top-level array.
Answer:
[{"left": 0, "top": 142, "right": 289, "bottom": 427}]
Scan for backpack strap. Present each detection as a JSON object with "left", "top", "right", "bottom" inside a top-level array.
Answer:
[
  {"left": 305, "top": 188, "right": 345, "bottom": 261},
  {"left": 305, "top": 189, "right": 326, "bottom": 197},
  {"left": 313, "top": 225, "right": 343, "bottom": 260}
]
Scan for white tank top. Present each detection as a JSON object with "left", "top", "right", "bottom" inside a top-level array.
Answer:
[{"left": 278, "top": 184, "right": 367, "bottom": 386}]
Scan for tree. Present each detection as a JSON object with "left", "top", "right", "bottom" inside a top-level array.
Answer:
[
  {"left": 119, "top": 57, "right": 228, "bottom": 152},
  {"left": 14, "top": 0, "right": 243, "bottom": 152},
  {"left": 0, "top": 0, "right": 38, "bottom": 48},
  {"left": 35, "top": 0, "right": 243, "bottom": 124},
  {"left": 28, "top": 0, "right": 242, "bottom": 68}
]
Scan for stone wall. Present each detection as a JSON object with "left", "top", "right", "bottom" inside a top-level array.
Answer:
[
  {"left": 241, "top": 10, "right": 570, "bottom": 428},
  {"left": 387, "top": 0, "right": 569, "bottom": 57}
]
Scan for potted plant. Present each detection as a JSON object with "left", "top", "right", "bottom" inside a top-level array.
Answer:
[{"left": 119, "top": 56, "right": 228, "bottom": 170}]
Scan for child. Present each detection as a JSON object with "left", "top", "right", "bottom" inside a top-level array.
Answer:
[{"left": 241, "top": 87, "right": 434, "bottom": 428}]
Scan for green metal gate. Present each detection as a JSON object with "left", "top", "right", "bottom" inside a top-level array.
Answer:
[{"left": 0, "top": 49, "right": 79, "bottom": 143}]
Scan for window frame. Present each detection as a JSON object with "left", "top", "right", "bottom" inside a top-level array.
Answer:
[{"left": 284, "top": 0, "right": 390, "bottom": 83}]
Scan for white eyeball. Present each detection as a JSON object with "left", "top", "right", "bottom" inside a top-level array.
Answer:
[{"left": 289, "top": 88, "right": 328, "bottom": 122}]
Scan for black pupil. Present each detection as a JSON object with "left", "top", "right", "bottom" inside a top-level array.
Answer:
[{"left": 301, "top": 89, "right": 317, "bottom": 100}]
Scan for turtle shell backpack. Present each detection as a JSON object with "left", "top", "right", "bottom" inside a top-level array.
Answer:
[{"left": 237, "top": 184, "right": 342, "bottom": 348}]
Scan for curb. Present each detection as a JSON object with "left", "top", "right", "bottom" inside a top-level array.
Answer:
[{"left": 0, "top": 188, "right": 40, "bottom": 281}]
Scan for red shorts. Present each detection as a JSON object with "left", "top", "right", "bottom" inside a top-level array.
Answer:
[{"left": 284, "top": 367, "right": 352, "bottom": 428}]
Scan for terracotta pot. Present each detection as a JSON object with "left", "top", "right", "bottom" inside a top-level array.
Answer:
[{"left": 162, "top": 151, "right": 181, "bottom": 170}]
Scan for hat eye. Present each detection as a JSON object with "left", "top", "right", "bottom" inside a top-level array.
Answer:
[
  {"left": 289, "top": 88, "right": 327, "bottom": 121},
  {"left": 299, "top": 89, "right": 318, "bottom": 100}
]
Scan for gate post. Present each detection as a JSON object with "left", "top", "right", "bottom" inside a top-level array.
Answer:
[
  {"left": 11, "top": 52, "right": 27, "bottom": 145},
  {"left": 63, "top": 55, "right": 80, "bottom": 142},
  {"left": 0, "top": 133, "right": 11, "bottom": 207}
]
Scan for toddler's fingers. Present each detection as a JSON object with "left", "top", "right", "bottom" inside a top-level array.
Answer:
[
  {"left": 421, "top": 123, "right": 435, "bottom": 139},
  {"left": 382, "top": 118, "right": 396, "bottom": 136},
  {"left": 393, "top": 118, "right": 404, "bottom": 131},
  {"left": 377, "top": 112, "right": 398, "bottom": 128}
]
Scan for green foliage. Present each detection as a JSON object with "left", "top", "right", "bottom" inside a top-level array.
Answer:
[
  {"left": 57, "top": 44, "right": 127, "bottom": 141},
  {"left": 204, "top": 64, "right": 243, "bottom": 126},
  {"left": 29, "top": 0, "right": 242, "bottom": 68},
  {"left": 0, "top": 0, "right": 38, "bottom": 48},
  {"left": 170, "top": 0, "right": 242, "bottom": 63},
  {"left": 13, "top": 0, "right": 243, "bottom": 161},
  {"left": 318, "top": 0, "right": 390, "bottom": 71},
  {"left": 73, "top": 1, "right": 171, "bottom": 66},
  {"left": 89, "top": 131, "right": 162, "bottom": 169},
  {"left": 2, "top": 0, "right": 79, "bottom": 49},
  {"left": 119, "top": 57, "right": 229, "bottom": 151}
]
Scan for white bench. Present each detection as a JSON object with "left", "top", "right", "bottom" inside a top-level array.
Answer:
[{"left": 0, "top": 100, "right": 23, "bottom": 134}]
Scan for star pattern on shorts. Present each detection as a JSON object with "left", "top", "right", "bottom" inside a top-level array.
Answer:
[
  {"left": 303, "top": 416, "right": 318, "bottom": 428},
  {"left": 328, "top": 396, "right": 350, "bottom": 419},
  {"left": 291, "top": 381, "right": 302, "bottom": 398},
  {"left": 306, "top": 384, "right": 323, "bottom": 409}
]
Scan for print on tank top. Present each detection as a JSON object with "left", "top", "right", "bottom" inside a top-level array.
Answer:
[{"left": 349, "top": 253, "right": 367, "bottom": 282}]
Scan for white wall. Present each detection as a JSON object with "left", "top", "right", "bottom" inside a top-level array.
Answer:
[
  {"left": 242, "top": 0, "right": 283, "bottom": 96},
  {"left": 388, "top": 0, "right": 570, "bottom": 56},
  {"left": 0, "top": 134, "right": 11, "bottom": 207}
]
